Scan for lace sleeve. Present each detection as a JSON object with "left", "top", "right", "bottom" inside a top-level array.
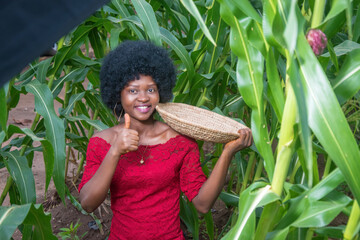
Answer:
[
  {"left": 78, "top": 137, "right": 110, "bottom": 192},
  {"left": 179, "top": 139, "right": 207, "bottom": 202}
]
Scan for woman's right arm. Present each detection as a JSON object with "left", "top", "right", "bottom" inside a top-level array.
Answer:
[
  {"left": 79, "top": 114, "right": 138, "bottom": 212},
  {"left": 79, "top": 147, "right": 122, "bottom": 212}
]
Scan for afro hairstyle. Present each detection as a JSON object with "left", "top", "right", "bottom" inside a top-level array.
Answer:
[{"left": 100, "top": 40, "right": 176, "bottom": 117}]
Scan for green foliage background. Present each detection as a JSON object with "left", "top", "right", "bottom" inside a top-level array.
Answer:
[{"left": 1, "top": 0, "right": 360, "bottom": 239}]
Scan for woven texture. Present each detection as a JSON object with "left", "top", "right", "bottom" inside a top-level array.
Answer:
[{"left": 156, "top": 103, "right": 248, "bottom": 143}]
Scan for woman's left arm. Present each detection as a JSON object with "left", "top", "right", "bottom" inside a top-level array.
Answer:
[{"left": 192, "top": 128, "right": 253, "bottom": 214}]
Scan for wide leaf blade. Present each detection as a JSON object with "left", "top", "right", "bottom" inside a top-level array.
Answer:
[
  {"left": 332, "top": 48, "right": 360, "bottom": 104},
  {"left": 23, "top": 204, "right": 57, "bottom": 240},
  {"left": 65, "top": 114, "right": 108, "bottom": 131},
  {"left": 0, "top": 204, "right": 57, "bottom": 240},
  {"left": 226, "top": 0, "right": 261, "bottom": 23},
  {"left": 292, "top": 197, "right": 350, "bottom": 228},
  {"left": 132, "top": 0, "right": 162, "bottom": 46},
  {"left": 296, "top": 34, "right": 360, "bottom": 204},
  {"left": 159, "top": 27, "right": 195, "bottom": 79},
  {"left": 222, "top": 183, "right": 278, "bottom": 239},
  {"left": 25, "top": 80, "right": 66, "bottom": 202},
  {"left": 180, "top": 0, "right": 216, "bottom": 46},
  {"left": 36, "top": 58, "right": 52, "bottom": 84},
  {"left": 7, "top": 125, "right": 55, "bottom": 194},
  {"left": 0, "top": 150, "right": 36, "bottom": 204},
  {"left": 60, "top": 92, "right": 86, "bottom": 116},
  {"left": 0, "top": 204, "right": 31, "bottom": 240}
]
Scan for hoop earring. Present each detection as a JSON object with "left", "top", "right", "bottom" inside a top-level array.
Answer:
[
  {"left": 118, "top": 108, "right": 124, "bottom": 122},
  {"left": 113, "top": 102, "right": 125, "bottom": 123}
]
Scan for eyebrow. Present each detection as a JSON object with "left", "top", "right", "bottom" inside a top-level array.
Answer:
[{"left": 126, "top": 83, "right": 157, "bottom": 87}]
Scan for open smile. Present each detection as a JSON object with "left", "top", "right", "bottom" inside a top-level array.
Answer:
[{"left": 135, "top": 105, "right": 152, "bottom": 113}]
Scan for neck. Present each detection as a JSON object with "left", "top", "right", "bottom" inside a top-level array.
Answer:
[{"left": 128, "top": 116, "right": 157, "bottom": 138}]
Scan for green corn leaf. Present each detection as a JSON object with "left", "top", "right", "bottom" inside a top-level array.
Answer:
[
  {"left": 70, "top": 55, "right": 101, "bottom": 67},
  {"left": 225, "top": 0, "right": 261, "bottom": 23},
  {"left": 295, "top": 34, "right": 360, "bottom": 204},
  {"left": 267, "top": 228, "right": 289, "bottom": 240},
  {"left": 266, "top": 49, "right": 285, "bottom": 121},
  {"left": 110, "top": 27, "right": 123, "bottom": 50},
  {"left": 65, "top": 114, "right": 108, "bottom": 131},
  {"left": 0, "top": 204, "right": 31, "bottom": 240},
  {"left": 51, "top": 68, "right": 89, "bottom": 98},
  {"left": 0, "top": 131, "right": 5, "bottom": 145},
  {"left": 0, "top": 204, "right": 57, "bottom": 240},
  {"left": 308, "top": 168, "right": 344, "bottom": 201},
  {"left": 180, "top": 0, "right": 216, "bottom": 46},
  {"left": 231, "top": 16, "right": 275, "bottom": 179},
  {"left": 180, "top": 198, "right": 200, "bottom": 240},
  {"left": 222, "top": 183, "right": 279, "bottom": 239},
  {"left": 111, "top": 0, "right": 145, "bottom": 40},
  {"left": 314, "top": 226, "right": 345, "bottom": 239},
  {"left": 327, "top": 40, "right": 339, "bottom": 72},
  {"left": 287, "top": 58, "right": 313, "bottom": 186},
  {"left": 83, "top": 93, "right": 115, "bottom": 127},
  {"left": 25, "top": 80, "right": 66, "bottom": 202},
  {"left": 65, "top": 188, "right": 102, "bottom": 231},
  {"left": 332, "top": 48, "right": 360, "bottom": 104},
  {"left": 21, "top": 128, "right": 54, "bottom": 193},
  {"left": 219, "top": 192, "right": 239, "bottom": 207},
  {"left": 292, "top": 197, "right": 350, "bottom": 228},
  {"left": 354, "top": 6, "right": 360, "bottom": 42},
  {"left": 0, "top": 150, "right": 36, "bottom": 204},
  {"left": 7, "top": 125, "right": 55, "bottom": 194},
  {"left": 60, "top": 92, "right": 86, "bottom": 116},
  {"left": 282, "top": 1, "right": 301, "bottom": 55},
  {"left": 322, "top": 0, "right": 348, "bottom": 25},
  {"left": 50, "top": 25, "right": 93, "bottom": 77},
  {"left": 159, "top": 27, "right": 195, "bottom": 79},
  {"left": 0, "top": 87, "right": 7, "bottom": 133},
  {"left": 36, "top": 58, "right": 52, "bottom": 84},
  {"left": 262, "top": 0, "right": 284, "bottom": 51},
  {"left": 132, "top": 0, "right": 162, "bottom": 46},
  {"left": 22, "top": 204, "right": 56, "bottom": 240},
  {"left": 276, "top": 168, "right": 345, "bottom": 231},
  {"left": 322, "top": 40, "right": 360, "bottom": 57},
  {"left": 218, "top": 0, "right": 275, "bottom": 179},
  {"left": 88, "top": 29, "right": 105, "bottom": 59},
  {"left": 204, "top": 212, "right": 214, "bottom": 240}
]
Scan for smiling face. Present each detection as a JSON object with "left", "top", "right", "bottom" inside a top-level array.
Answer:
[{"left": 120, "top": 75, "right": 159, "bottom": 122}]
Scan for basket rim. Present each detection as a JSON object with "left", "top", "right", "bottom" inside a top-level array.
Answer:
[{"left": 156, "top": 103, "right": 246, "bottom": 138}]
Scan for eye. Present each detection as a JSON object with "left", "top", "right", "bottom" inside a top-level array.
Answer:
[
  {"left": 148, "top": 88, "right": 157, "bottom": 93},
  {"left": 129, "top": 89, "right": 137, "bottom": 94}
]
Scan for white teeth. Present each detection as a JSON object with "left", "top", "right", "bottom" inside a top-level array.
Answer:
[{"left": 137, "top": 106, "right": 149, "bottom": 109}]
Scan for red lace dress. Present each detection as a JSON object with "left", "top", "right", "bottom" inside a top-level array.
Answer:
[{"left": 79, "top": 135, "right": 207, "bottom": 240}]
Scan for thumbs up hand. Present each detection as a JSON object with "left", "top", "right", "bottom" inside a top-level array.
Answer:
[{"left": 111, "top": 113, "right": 139, "bottom": 155}]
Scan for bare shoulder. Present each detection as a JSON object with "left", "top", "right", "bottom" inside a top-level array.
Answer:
[{"left": 91, "top": 125, "right": 120, "bottom": 143}]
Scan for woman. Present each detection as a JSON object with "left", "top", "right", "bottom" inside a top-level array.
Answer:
[{"left": 79, "top": 40, "right": 253, "bottom": 239}]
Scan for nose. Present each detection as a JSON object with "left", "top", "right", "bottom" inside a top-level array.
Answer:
[{"left": 137, "top": 91, "right": 150, "bottom": 102}]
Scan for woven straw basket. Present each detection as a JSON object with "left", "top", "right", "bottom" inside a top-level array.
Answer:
[{"left": 156, "top": 103, "right": 248, "bottom": 143}]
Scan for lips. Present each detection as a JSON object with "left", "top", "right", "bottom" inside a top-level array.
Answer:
[{"left": 135, "top": 105, "right": 151, "bottom": 113}]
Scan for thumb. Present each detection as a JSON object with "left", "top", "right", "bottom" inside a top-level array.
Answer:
[{"left": 124, "top": 113, "right": 131, "bottom": 129}]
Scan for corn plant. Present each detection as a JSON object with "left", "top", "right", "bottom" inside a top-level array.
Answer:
[{"left": 1, "top": 0, "right": 360, "bottom": 239}]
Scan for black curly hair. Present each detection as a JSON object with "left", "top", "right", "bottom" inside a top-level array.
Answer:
[{"left": 100, "top": 40, "right": 176, "bottom": 117}]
